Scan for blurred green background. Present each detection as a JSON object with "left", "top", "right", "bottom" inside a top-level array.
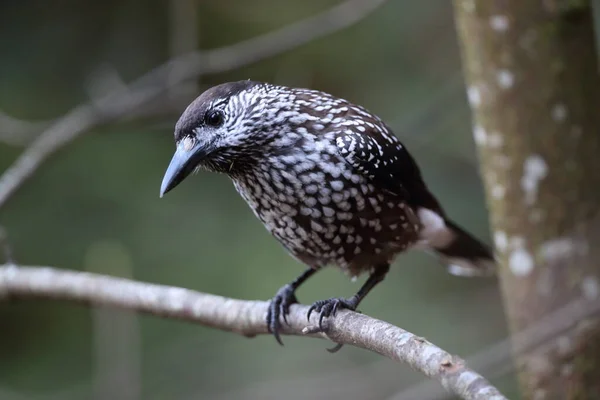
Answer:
[{"left": 0, "top": 1, "right": 521, "bottom": 398}]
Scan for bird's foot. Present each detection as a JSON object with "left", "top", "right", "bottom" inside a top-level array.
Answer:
[
  {"left": 307, "top": 297, "right": 359, "bottom": 331},
  {"left": 266, "top": 284, "right": 298, "bottom": 346}
]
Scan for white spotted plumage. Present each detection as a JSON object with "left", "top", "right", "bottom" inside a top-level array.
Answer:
[
  {"left": 195, "top": 83, "right": 419, "bottom": 276},
  {"left": 171, "top": 80, "right": 495, "bottom": 279}
]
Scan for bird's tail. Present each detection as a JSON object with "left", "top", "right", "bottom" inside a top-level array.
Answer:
[{"left": 416, "top": 208, "right": 496, "bottom": 277}]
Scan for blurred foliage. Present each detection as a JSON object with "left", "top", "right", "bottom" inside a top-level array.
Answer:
[{"left": 0, "top": 1, "right": 517, "bottom": 399}]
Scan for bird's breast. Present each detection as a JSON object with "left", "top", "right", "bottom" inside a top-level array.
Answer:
[{"left": 231, "top": 146, "right": 420, "bottom": 275}]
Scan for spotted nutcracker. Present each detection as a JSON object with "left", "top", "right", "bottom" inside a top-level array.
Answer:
[{"left": 160, "top": 80, "right": 495, "bottom": 345}]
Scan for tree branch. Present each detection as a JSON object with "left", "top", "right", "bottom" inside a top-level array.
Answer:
[
  {"left": 0, "top": 0, "right": 387, "bottom": 209},
  {"left": 393, "top": 294, "right": 600, "bottom": 399},
  {"left": 0, "top": 264, "right": 506, "bottom": 400}
]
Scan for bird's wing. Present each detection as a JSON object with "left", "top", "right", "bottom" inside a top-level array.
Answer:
[{"left": 334, "top": 122, "right": 421, "bottom": 201}]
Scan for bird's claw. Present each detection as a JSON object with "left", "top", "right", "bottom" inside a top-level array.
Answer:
[
  {"left": 307, "top": 297, "right": 357, "bottom": 331},
  {"left": 266, "top": 284, "right": 298, "bottom": 345}
]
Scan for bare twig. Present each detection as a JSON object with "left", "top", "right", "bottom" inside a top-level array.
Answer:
[
  {"left": 392, "top": 295, "right": 600, "bottom": 399},
  {"left": 0, "top": 264, "right": 507, "bottom": 400},
  {"left": 0, "top": 105, "right": 104, "bottom": 209},
  {"left": 0, "top": 0, "right": 387, "bottom": 209}
]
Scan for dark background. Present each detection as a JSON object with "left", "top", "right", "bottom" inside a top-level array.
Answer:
[{"left": 0, "top": 0, "right": 566, "bottom": 398}]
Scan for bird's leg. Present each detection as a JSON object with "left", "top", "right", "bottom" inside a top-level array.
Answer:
[
  {"left": 267, "top": 267, "right": 318, "bottom": 345},
  {"left": 307, "top": 263, "right": 390, "bottom": 330}
]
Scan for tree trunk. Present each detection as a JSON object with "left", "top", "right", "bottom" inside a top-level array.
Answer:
[{"left": 452, "top": 1, "right": 600, "bottom": 398}]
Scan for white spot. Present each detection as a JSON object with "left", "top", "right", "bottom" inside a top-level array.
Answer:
[
  {"left": 304, "top": 197, "right": 317, "bottom": 207},
  {"left": 491, "top": 184, "right": 506, "bottom": 199},
  {"left": 581, "top": 276, "right": 599, "bottom": 300},
  {"left": 322, "top": 207, "right": 335, "bottom": 217},
  {"left": 314, "top": 141, "right": 326, "bottom": 151},
  {"left": 330, "top": 180, "right": 344, "bottom": 191},
  {"left": 490, "top": 15, "right": 509, "bottom": 32},
  {"left": 509, "top": 246, "right": 534, "bottom": 276},
  {"left": 521, "top": 155, "right": 548, "bottom": 205},
  {"left": 338, "top": 212, "right": 352, "bottom": 221},
  {"left": 551, "top": 103, "right": 568, "bottom": 122},
  {"left": 496, "top": 69, "right": 514, "bottom": 89},
  {"left": 473, "top": 124, "right": 487, "bottom": 145},
  {"left": 338, "top": 201, "right": 351, "bottom": 212},
  {"left": 494, "top": 231, "right": 508, "bottom": 252},
  {"left": 181, "top": 136, "right": 196, "bottom": 152},
  {"left": 310, "top": 220, "right": 324, "bottom": 232},
  {"left": 305, "top": 185, "right": 318, "bottom": 194},
  {"left": 467, "top": 86, "right": 481, "bottom": 107},
  {"left": 332, "top": 193, "right": 344, "bottom": 203},
  {"left": 447, "top": 264, "right": 477, "bottom": 277},
  {"left": 418, "top": 208, "right": 444, "bottom": 229},
  {"left": 300, "top": 207, "right": 311, "bottom": 216},
  {"left": 416, "top": 208, "right": 453, "bottom": 249}
]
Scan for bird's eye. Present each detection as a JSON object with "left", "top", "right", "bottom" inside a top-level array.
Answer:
[{"left": 205, "top": 110, "right": 224, "bottom": 127}]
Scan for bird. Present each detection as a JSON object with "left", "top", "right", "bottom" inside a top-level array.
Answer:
[{"left": 160, "top": 80, "right": 495, "bottom": 345}]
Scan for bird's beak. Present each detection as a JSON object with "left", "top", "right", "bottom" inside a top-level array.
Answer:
[{"left": 160, "top": 138, "right": 212, "bottom": 197}]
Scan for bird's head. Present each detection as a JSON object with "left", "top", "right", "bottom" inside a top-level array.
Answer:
[{"left": 160, "top": 80, "right": 293, "bottom": 197}]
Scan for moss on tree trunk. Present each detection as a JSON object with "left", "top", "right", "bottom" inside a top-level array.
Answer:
[{"left": 453, "top": 0, "right": 600, "bottom": 398}]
